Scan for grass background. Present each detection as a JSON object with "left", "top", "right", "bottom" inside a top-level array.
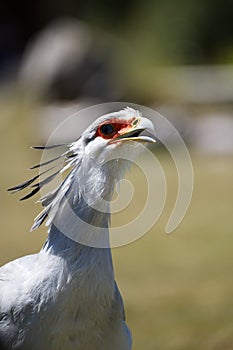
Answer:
[{"left": 1, "top": 99, "right": 233, "bottom": 349}]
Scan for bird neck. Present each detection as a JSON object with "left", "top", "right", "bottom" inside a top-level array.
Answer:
[
  {"left": 40, "top": 155, "right": 125, "bottom": 290},
  {"left": 43, "top": 226, "right": 114, "bottom": 276},
  {"left": 42, "top": 188, "right": 113, "bottom": 258},
  {"left": 47, "top": 156, "right": 120, "bottom": 248},
  {"left": 42, "top": 227, "right": 115, "bottom": 304},
  {"left": 41, "top": 157, "right": 116, "bottom": 277}
]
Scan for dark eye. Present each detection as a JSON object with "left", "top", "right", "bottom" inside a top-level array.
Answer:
[{"left": 99, "top": 124, "right": 115, "bottom": 136}]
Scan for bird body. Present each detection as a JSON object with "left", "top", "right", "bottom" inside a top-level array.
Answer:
[
  {"left": 0, "top": 108, "right": 155, "bottom": 349},
  {"left": 0, "top": 238, "right": 129, "bottom": 349}
]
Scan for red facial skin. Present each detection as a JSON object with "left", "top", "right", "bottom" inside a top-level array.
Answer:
[{"left": 96, "top": 118, "right": 137, "bottom": 140}]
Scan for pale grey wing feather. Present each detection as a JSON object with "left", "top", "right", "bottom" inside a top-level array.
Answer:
[
  {"left": 113, "top": 281, "right": 126, "bottom": 321},
  {"left": 111, "top": 282, "right": 132, "bottom": 349},
  {"left": 0, "top": 254, "right": 37, "bottom": 283},
  {"left": 0, "top": 255, "right": 41, "bottom": 347}
]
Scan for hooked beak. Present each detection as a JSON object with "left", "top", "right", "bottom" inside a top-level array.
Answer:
[{"left": 109, "top": 117, "right": 156, "bottom": 144}]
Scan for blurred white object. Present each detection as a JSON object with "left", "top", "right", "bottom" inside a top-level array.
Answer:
[
  {"left": 157, "top": 65, "right": 233, "bottom": 104},
  {"left": 194, "top": 114, "right": 233, "bottom": 154},
  {"left": 19, "top": 18, "right": 119, "bottom": 100}
]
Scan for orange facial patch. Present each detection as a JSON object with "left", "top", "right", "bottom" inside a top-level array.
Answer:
[{"left": 96, "top": 118, "right": 138, "bottom": 140}]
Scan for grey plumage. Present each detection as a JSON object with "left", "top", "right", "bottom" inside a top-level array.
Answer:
[{"left": 0, "top": 108, "right": 155, "bottom": 349}]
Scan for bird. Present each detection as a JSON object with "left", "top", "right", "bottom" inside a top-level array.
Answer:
[{"left": 0, "top": 107, "right": 155, "bottom": 350}]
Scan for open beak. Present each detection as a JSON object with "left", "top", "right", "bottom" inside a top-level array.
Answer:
[{"left": 109, "top": 117, "right": 156, "bottom": 144}]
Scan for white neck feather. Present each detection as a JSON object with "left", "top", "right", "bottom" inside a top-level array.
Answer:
[{"left": 40, "top": 156, "right": 119, "bottom": 299}]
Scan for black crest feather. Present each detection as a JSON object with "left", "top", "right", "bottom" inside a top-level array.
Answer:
[{"left": 8, "top": 142, "right": 76, "bottom": 230}]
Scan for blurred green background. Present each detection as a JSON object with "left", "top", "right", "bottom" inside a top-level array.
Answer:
[{"left": 1, "top": 1, "right": 233, "bottom": 349}]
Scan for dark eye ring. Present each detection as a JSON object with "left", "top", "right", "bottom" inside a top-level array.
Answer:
[{"left": 99, "top": 123, "right": 115, "bottom": 136}]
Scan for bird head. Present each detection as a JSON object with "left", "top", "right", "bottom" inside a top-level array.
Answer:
[
  {"left": 71, "top": 107, "right": 155, "bottom": 171},
  {"left": 8, "top": 107, "right": 155, "bottom": 233},
  {"left": 68, "top": 107, "right": 155, "bottom": 199}
]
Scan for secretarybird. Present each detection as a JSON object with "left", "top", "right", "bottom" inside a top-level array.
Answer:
[{"left": 0, "top": 107, "right": 155, "bottom": 350}]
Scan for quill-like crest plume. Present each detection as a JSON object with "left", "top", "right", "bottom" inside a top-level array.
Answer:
[{"left": 8, "top": 142, "right": 80, "bottom": 231}]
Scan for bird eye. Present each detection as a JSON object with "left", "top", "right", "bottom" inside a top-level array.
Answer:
[{"left": 99, "top": 124, "right": 115, "bottom": 136}]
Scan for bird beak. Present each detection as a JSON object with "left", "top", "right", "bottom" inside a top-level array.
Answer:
[{"left": 109, "top": 117, "right": 156, "bottom": 144}]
